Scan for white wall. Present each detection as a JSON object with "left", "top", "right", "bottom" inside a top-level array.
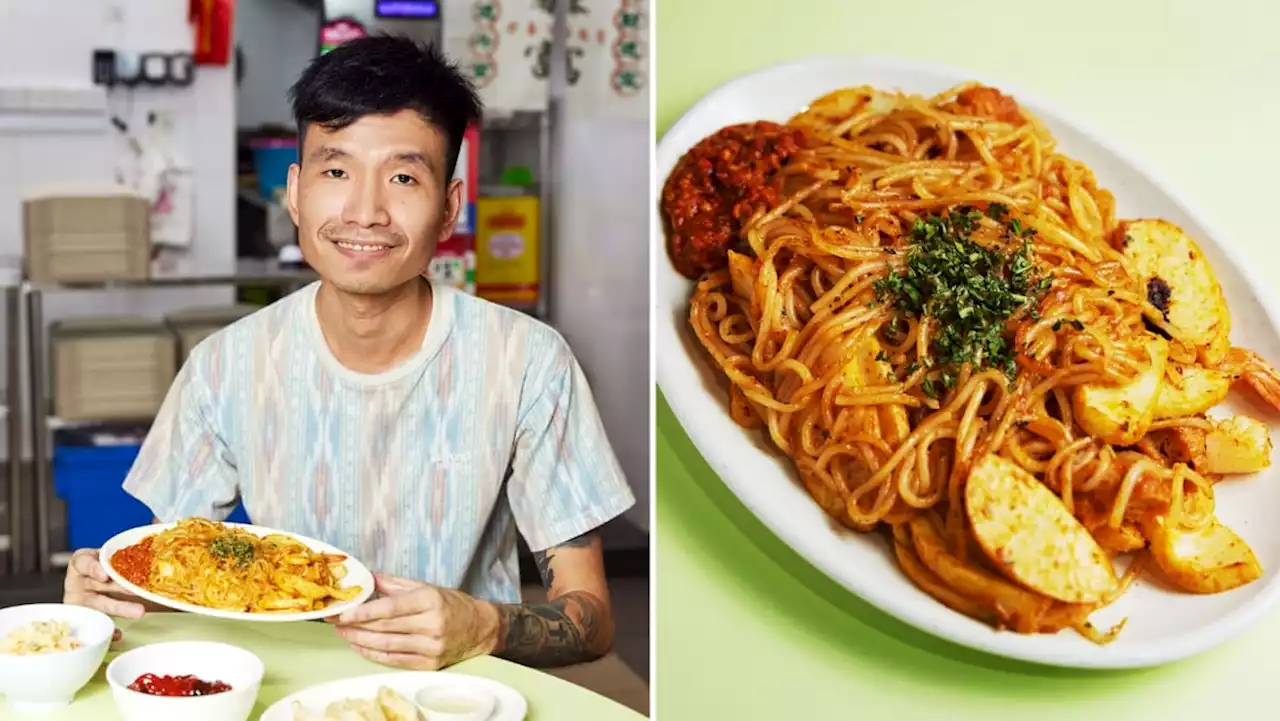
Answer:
[
  {"left": 235, "top": 0, "right": 320, "bottom": 128},
  {"left": 0, "top": 0, "right": 236, "bottom": 458},
  {"left": 546, "top": 16, "right": 651, "bottom": 533}
]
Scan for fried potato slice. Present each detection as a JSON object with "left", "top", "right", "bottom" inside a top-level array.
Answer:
[
  {"left": 788, "top": 86, "right": 896, "bottom": 134},
  {"left": 1073, "top": 334, "right": 1168, "bottom": 445},
  {"left": 966, "top": 453, "right": 1119, "bottom": 604},
  {"left": 1144, "top": 516, "right": 1262, "bottom": 594},
  {"left": 376, "top": 687, "right": 419, "bottom": 721},
  {"left": 1204, "top": 415, "right": 1273, "bottom": 475},
  {"left": 726, "top": 250, "right": 757, "bottom": 306},
  {"left": 892, "top": 538, "right": 994, "bottom": 624},
  {"left": 1155, "top": 363, "right": 1232, "bottom": 419},
  {"left": 908, "top": 514, "right": 1051, "bottom": 632},
  {"left": 841, "top": 335, "right": 910, "bottom": 447},
  {"left": 1115, "top": 219, "right": 1230, "bottom": 366}
]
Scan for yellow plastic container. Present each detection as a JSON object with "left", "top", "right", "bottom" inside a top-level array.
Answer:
[{"left": 475, "top": 195, "right": 540, "bottom": 305}]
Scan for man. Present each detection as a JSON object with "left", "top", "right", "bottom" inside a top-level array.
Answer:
[{"left": 62, "top": 35, "right": 635, "bottom": 671}]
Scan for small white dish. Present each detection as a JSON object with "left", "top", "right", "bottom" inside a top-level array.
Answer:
[
  {"left": 654, "top": 54, "right": 1280, "bottom": 669},
  {"left": 415, "top": 684, "right": 497, "bottom": 721},
  {"left": 259, "top": 671, "right": 526, "bottom": 721},
  {"left": 99, "top": 521, "right": 374, "bottom": 622},
  {"left": 105, "top": 640, "right": 263, "bottom": 721},
  {"left": 0, "top": 603, "right": 114, "bottom": 712}
]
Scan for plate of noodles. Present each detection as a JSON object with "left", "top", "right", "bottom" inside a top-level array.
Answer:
[
  {"left": 101, "top": 518, "right": 374, "bottom": 622},
  {"left": 655, "top": 55, "right": 1280, "bottom": 668}
]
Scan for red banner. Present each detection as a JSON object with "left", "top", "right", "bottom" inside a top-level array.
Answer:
[{"left": 190, "top": 0, "right": 234, "bottom": 66}]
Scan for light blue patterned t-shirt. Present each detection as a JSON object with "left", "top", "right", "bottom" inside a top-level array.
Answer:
[{"left": 122, "top": 281, "right": 635, "bottom": 604}]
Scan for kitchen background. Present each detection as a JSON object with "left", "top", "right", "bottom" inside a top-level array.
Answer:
[{"left": 0, "top": 0, "right": 649, "bottom": 712}]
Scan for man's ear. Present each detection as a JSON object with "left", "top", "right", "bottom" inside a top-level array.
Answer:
[
  {"left": 437, "top": 178, "right": 464, "bottom": 243},
  {"left": 285, "top": 163, "right": 301, "bottom": 226}
]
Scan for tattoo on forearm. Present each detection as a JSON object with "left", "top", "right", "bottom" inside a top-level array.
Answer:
[
  {"left": 531, "top": 531, "right": 598, "bottom": 589},
  {"left": 495, "top": 590, "right": 608, "bottom": 668}
]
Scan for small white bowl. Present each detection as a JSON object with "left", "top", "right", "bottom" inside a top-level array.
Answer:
[
  {"left": 105, "top": 641, "right": 263, "bottom": 721},
  {"left": 0, "top": 603, "right": 115, "bottom": 712},
  {"left": 413, "top": 684, "right": 496, "bottom": 721}
]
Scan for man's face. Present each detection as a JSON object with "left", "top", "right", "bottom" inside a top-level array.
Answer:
[{"left": 286, "top": 109, "right": 462, "bottom": 296}]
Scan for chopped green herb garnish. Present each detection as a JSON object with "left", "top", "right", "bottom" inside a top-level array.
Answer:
[
  {"left": 210, "top": 535, "right": 255, "bottom": 566},
  {"left": 875, "top": 350, "right": 890, "bottom": 362},
  {"left": 986, "top": 203, "right": 1009, "bottom": 222},
  {"left": 873, "top": 209, "right": 1050, "bottom": 393}
]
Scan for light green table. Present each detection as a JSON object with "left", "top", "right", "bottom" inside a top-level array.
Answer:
[
  {"left": 656, "top": 1, "right": 1280, "bottom": 719},
  {"left": 0, "top": 614, "right": 644, "bottom": 720}
]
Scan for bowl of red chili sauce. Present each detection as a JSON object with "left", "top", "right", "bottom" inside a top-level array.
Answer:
[{"left": 106, "top": 641, "right": 263, "bottom": 721}]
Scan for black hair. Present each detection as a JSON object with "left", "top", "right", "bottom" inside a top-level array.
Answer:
[{"left": 288, "top": 34, "right": 483, "bottom": 176}]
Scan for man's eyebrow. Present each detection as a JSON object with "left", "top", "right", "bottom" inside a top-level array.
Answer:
[
  {"left": 393, "top": 152, "right": 437, "bottom": 174},
  {"left": 308, "top": 145, "right": 349, "bottom": 163}
]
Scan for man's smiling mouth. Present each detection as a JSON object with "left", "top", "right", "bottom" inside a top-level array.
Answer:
[{"left": 334, "top": 240, "right": 394, "bottom": 253}]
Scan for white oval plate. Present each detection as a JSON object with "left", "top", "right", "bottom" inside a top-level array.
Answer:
[
  {"left": 259, "top": 671, "right": 528, "bottom": 721},
  {"left": 654, "top": 55, "right": 1280, "bottom": 669},
  {"left": 100, "top": 521, "right": 375, "bottom": 622}
]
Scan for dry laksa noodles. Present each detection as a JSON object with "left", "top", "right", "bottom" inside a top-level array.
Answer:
[
  {"left": 661, "top": 82, "right": 1280, "bottom": 643},
  {"left": 111, "top": 518, "right": 363, "bottom": 613}
]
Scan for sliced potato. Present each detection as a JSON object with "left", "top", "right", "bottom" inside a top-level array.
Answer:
[
  {"left": 966, "top": 453, "right": 1119, "bottom": 604},
  {"left": 1204, "top": 415, "right": 1273, "bottom": 475},
  {"left": 892, "top": 540, "right": 994, "bottom": 624},
  {"left": 1155, "top": 363, "right": 1231, "bottom": 419},
  {"left": 726, "top": 250, "right": 757, "bottom": 304},
  {"left": 1090, "top": 523, "right": 1146, "bottom": 555},
  {"left": 1144, "top": 516, "right": 1261, "bottom": 594},
  {"left": 1115, "top": 219, "right": 1230, "bottom": 366},
  {"left": 1073, "top": 335, "right": 1169, "bottom": 446},
  {"left": 908, "top": 515, "right": 1051, "bottom": 633},
  {"left": 840, "top": 335, "right": 910, "bottom": 447},
  {"left": 376, "top": 686, "right": 420, "bottom": 721},
  {"left": 788, "top": 86, "right": 896, "bottom": 133}
]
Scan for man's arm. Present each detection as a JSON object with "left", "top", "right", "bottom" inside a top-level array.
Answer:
[{"left": 490, "top": 530, "right": 614, "bottom": 667}]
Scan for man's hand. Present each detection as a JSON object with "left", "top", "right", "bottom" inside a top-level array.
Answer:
[
  {"left": 331, "top": 574, "right": 500, "bottom": 670},
  {"left": 63, "top": 548, "right": 147, "bottom": 621}
]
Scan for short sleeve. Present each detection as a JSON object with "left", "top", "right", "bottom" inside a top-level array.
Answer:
[
  {"left": 506, "top": 345, "right": 636, "bottom": 552},
  {"left": 122, "top": 353, "right": 240, "bottom": 524}
]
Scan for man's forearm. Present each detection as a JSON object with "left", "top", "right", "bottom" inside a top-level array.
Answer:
[{"left": 491, "top": 590, "right": 613, "bottom": 668}]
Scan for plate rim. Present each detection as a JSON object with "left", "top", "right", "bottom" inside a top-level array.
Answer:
[
  {"left": 256, "top": 669, "right": 529, "bottom": 721},
  {"left": 100, "top": 520, "right": 375, "bottom": 623},
  {"left": 653, "top": 53, "right": 1280, "bottom": 669}
]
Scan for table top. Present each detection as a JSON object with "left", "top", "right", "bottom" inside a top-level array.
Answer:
[
  {"left": 0, "top": 613, "right": 645, "bottom": 721},
  {"left": 655, "top": 1, "right": 1280, "bottom": 719}
]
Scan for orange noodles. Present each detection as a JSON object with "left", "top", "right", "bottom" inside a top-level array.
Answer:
[
  {"left": 113, "top": 518, "right": 364, "bottom": 613},
  {"left": 668, "top": 82, "right": 1280, "bottom": 642}
]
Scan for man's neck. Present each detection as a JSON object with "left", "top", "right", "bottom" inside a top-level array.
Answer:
[{"left": 314, "top": 278, "right": 434, "bottom": 374}]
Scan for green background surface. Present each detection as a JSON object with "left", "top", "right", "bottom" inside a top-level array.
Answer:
[
  {"left": 654, "top": 1, "right": 1280, "bottom": 719},
  {"left": 0, "top": 614, "right": 644, "bottom": 720}
]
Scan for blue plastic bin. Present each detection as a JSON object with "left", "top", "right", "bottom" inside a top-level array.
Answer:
[
  {"left": 250, "top": 138, "right": 298, "bottom": 202},
  {"left": 54, "top": 444, "right": 250, "bottom": 550}
]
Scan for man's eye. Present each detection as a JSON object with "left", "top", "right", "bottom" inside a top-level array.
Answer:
[
  {"left": 392, "top": 174, "right": 415, "bottom": 185},
  {"left": 324, "top": 169, "right": 346, "bottom": 179}
]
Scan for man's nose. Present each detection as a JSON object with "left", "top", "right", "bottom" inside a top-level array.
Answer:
[{"left": 341, "top": 174, "right": 391, "bottom": 227}]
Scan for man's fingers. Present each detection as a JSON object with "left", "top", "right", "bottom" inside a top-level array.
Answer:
[
  {"left": 373, "top": 574, "right": 423, "bottom": 595},
  {"left": 71, "top": 549, "right": 109, "bottom": 583},
  {"left": 79, "top": 576, "right": 128, "bottom": 597},
  {"left": 338, "top": 589, "right": 434, "bottom": 625},
  {"left": 337, "top": 627, "right": 440, "bottom": 656},
  {"left": 347, "top": 643, "right": 441, "bottom": 671},
  {"left": 68, "top": 592, "right": 145, "bottom": 620},
  {"left": 334, "top": 616, "right": 430, "bottom": 634}
]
